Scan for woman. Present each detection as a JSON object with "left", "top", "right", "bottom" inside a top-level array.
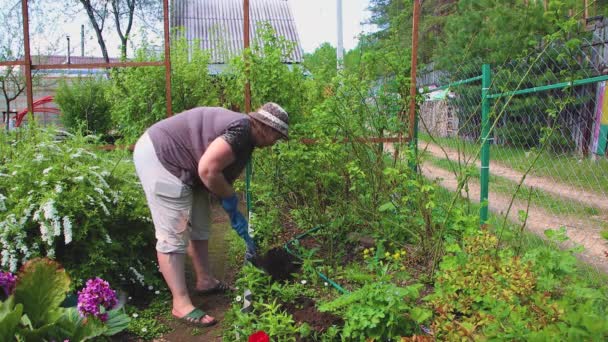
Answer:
[{"left": 133, "top": 102, "right": 288, "bottom": 326}]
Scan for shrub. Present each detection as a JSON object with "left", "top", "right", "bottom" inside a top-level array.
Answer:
[
  {"left": 109, "top": 32, "right": 217, "bottom": 143},
  {"left": 55, "top": 77, "right": 112, "bottom": 135},
  {"left": 0, "top": 125, "right": 158, "bottom": 291},
  {"left": 428, "top": 229, "right": 608, "bottom": 340}
]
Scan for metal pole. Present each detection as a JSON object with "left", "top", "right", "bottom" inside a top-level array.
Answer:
[
  {"left": 67, "top": 35, "right": 71, "bottom": 64},
  {"left": 244, "top": 0, "right": 252, "bottom": 218},
  {"left": 407, "top": 0, "right": 421, "bottom": 170},
  {"left": 163, "top": 0, "right": 172, "bottom": 117},
  {"left": 336, "top": 0, "right": 344, "bottom": 70},
  {"left": 81, "top": 25, "right": 85, "bottom": 57},
  {"left": 21, "top": 0, "right": 34, "bottom": 120},
  {"left": 480, "top": 64, "right": 491, "bottom": 224}
]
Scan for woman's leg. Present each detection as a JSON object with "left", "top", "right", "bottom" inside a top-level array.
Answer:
[
  {"left": 133, "top": 132, "right": 214, "bottom": 323},
  {"left": 158, "top": 252, "right": 215, "bottom": 323},
  {"left": 189, "top": 188, "right": 219, "bottom": 290}
]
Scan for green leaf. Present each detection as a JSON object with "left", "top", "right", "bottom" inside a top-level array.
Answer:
[
  {"left": 0, "top": 296, "right": 24, "bottom": 340},
  {"left": 54, "top": 307, "right": 106, "bottom": 341},
  {"left": 410, "top": 307, "right": 432, "bottom": 324},
  {"left": 378, "top": 202, "right": 396, "bottom": 212},
  {"left": 103, "top": 309, "right": 131, "bottom": 336},
  {"left": 13, "top": 258, "right": 71, "bottom": 328}
]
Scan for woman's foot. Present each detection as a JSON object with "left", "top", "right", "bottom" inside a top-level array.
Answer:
[
  {"left": 172, "top": 306, "right": 216, "bottom": 326},
  {"left": 195, "top": 278, "right": 234, "bottom": 294}
]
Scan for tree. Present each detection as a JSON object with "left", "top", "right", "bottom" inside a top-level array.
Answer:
[{"left": 76, "top": 0, "right": 162, "bottom": 61}]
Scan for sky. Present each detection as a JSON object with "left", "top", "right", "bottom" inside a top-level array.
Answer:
[
  {"left": 2, "top": 0, "right": 375, "bottom": 58},
  {"left": 290, "top": 0, "right": 376, "bottom": 53}
]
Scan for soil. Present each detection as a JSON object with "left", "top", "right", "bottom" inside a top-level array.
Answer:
[
  {"left": 282, "top": 296, "right": 343, "bottom": 334},
  {"left": 252, "top": 247, "right": 302, "bottom": 282}
]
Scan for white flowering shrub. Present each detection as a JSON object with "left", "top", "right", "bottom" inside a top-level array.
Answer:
[{"left": 0, "top": 126, "right": 158, "bottom": 290}]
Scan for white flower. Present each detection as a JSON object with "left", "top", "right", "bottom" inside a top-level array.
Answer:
[
  {"left": 42, "top": 200, "right": 58, "bottom": 221},
  {"left": 104, "top": 233, "right": 112, "bottom": 244},
  {"left": 148, "top": 285, "right": 153, "bottom": 290},
  {"left": 54, "top": 184, "right": 63, "bottom": 194},
  {"left": 132, "top": 313, "right": 139, "bottom": 318},
  {"left": 129, "top": 267, "right": 145, "bottom": 286},
  {"left": 0, "top": 193, "right": 6, "bottom": 212},
  {"left": 236, "top": 296, "right": 242, "bottom": 302},
  {"left": 301, "top": 280, "right": 307, "bottom": 285},
  {"left": 128, "top": 296, "right": 132, "bottom": 300},
  {"left": 42, "top": 167, "right": 53, "bottom": 175},
  {"left": 155, "top": 290, "right": 160, "bottom": 295},
  {"left": 73, "top": 176, "right": 84, "bottom": 182},
  {"left": 324, "top": 282, "right": 329, "bottom": 287},
  {"left": 63, "top": 217, "right": 72, "bottom": 244},
  {"left": 11, "top": 171, "right": 17, "bottom": 176},
  {"left": 141, "top": 327, "right": 147, "bottom": 333}
]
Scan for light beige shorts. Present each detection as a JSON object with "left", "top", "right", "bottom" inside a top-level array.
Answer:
[{"left": 133, "top": 132, "right": 211, "bottom": 254}]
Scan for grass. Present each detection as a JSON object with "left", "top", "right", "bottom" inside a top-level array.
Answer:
[
  {"left": 420, "top": 133, "right": 608, "bottom": 195},
  {"left": 424, "top": 154, "right": 608, "bottom": 228}
]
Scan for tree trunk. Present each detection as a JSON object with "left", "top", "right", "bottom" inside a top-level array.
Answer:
[
  {"left": 80, "top": 0, "right": 110, "bottom": 63},
  {"left": 112, "top": 0, "right": 136, "bottom": 60}
]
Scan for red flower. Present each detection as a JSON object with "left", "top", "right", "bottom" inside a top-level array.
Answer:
[{"left": 248, "top": 330, "right": 269, "bottom": 342}]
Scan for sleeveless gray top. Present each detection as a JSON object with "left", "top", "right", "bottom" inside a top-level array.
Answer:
[{"left": 147, "top": 107, "right": 254, "bottom": 187}]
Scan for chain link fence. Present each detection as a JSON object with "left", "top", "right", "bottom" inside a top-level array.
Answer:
[{"left": 418, "top": 34, "right": 608, "bottom": 272}]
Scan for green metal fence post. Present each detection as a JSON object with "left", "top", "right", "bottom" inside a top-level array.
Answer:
[
  {"left": 246, "top": 160, "right": 252, "bottom": 215},
  {"left": 480, "top": 64, "right": 491, "bottom": 224}
]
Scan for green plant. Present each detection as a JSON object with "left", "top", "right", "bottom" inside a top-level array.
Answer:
[
  {"left": 126, "top": 295, "right": 172, "bottom": 340},
  {"left": 0, "top": 125, "right": 158, "bottom": 290},
  {"left": 319, "top": 282, "right": 430, "bottom": 340},
  {"left": 600, "top": 228, "right": 608, "bottom": 241},
  {"left": 224, "top": 299, "right": 303, "bottom": 342},
  {"left": 109, "top": 31, "right": 217, "bottom": 143},
  {"left": 55, "top": 77, "right": 112, "bottom": 136},
  {"left": 428, "top": 229, "right": 608, "bottom": 340},
  {"left": 0, "top": 258, "right": 129, "bottom": 340}
]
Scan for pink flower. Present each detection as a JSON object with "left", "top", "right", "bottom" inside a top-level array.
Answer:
[{"left": 77, "top": 277, "right": 118, "bottom": 322}]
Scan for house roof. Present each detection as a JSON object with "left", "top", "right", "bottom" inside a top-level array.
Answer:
[
  {"left": 32, "top": 55, "right": 121, "bottom": 65},
  {"left": 171, "top": 0, "right": 303, "bottom": 64}
]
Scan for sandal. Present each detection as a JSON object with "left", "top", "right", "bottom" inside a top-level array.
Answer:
[
  {"left": 195, "top": 281, "right": 232, "bottom": 295},
  {"left": 174, "top": 308, "right": 217, "bottom": 327}
]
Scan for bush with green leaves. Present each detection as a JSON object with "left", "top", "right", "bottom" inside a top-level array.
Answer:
[
  {"left": 220, "top": 22, "right": 309, "bottom": 120},
  {"left": 0, "top": 125, "right": 158, "bottom": 291},
  {"left": 428, "top": 229, "right": 608, "bottom": 340},
  {"left": 109, "top": 31, "right": 218, "bottom": 143},
  {"left": 55, "top": 77, "right": 113, "bottom": 136},
  {"left": 0, "top": 258, "right": 129, "bottom": 341}
]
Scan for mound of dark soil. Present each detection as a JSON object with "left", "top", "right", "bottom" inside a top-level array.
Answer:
[
  {"left": 252, "top": 247, "right": 301, "bottom": 282},
  {"left": 282, "top": 297, "right": 343, "bottom": 333}
]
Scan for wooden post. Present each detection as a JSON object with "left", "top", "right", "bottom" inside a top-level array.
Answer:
[
  {"left": 244, "top": 0, "right": 251, "bottom": 113},
  {"left": 21, "top": 0, "right": 34, "bottom": 119},
  {"left": 163, "top": 0, "right": 172, "bottom": 117}
]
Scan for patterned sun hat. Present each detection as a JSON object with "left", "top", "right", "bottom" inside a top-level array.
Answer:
[{"left": 250, "top": 102, "right": 289, "bottom": 139}]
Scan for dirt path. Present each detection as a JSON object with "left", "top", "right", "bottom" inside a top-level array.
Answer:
[
  {"left": 420, "top": 141, "right": 608, "bottom": 213},
  {"left": 386, "top": 143, "right": 607, "bottom": 273},
  {"left": 421, "top": 162, "right": 608, "bottom": 274}
]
